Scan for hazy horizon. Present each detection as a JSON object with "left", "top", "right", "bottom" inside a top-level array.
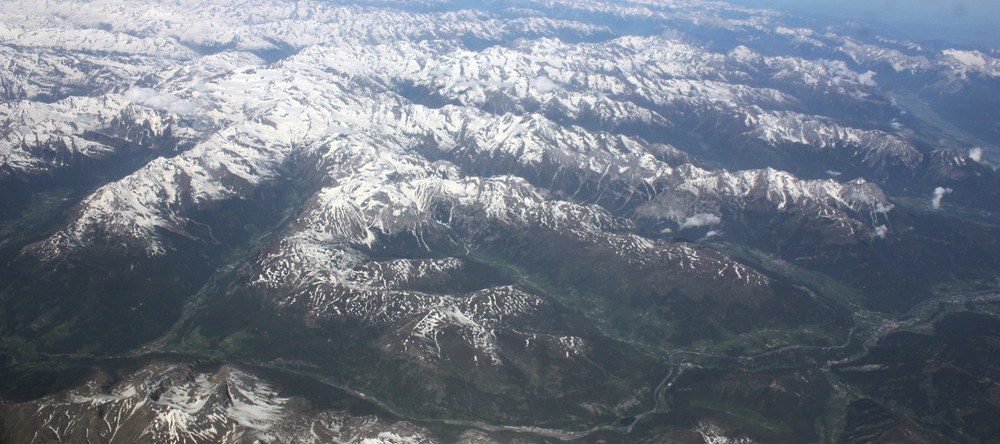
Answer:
[{"left": 728, "top": 0, "right": 1000, "bottom": 45}]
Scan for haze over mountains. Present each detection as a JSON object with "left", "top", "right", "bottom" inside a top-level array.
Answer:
[
  {"left": 0, "top": 0, "right": 998, "bottom": 442},
  {"left": 730, "top": 0, "right": 1000, "bottom": 45}
]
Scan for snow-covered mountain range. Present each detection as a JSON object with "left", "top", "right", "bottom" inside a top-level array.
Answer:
[{"left": 1, "top": 362, "right": 440, "bottom": 443}]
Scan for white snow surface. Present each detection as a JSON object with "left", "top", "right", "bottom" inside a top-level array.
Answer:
[
  {"left": 1, "top": 0, "right": 905, "bottom": 362},
  {"left": 2, "top": 0, "right": 904, "bottom": 261},
  {"left": 20, "top": 363, "right": 437, "bottom": 443}
]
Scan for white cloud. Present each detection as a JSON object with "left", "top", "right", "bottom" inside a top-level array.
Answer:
[
  {"left": 680, "top": 213, "right": 722, "bottom": 229},
  {"left": 826, "top": 170, "right": 842, "bottom": 176},
  {"left": 530, "top": 76, "right": 558, "bottom": 93},
  {"left": 930, "top": 187, "right": 953, "bottom": 210},
  {"left": 969, "top": 147, "right": 983, "bottom": 163},
  {"left": 848, "top": 191, "right": 873, "bottom": 204},
  {"left": 124, "top": 87, "right": 198, "bottom": 114},
  {"left": 874, "top": 225, "right": 888, "bottom": 238},
  {"left": 703, "top": 230, "right": 721, "bottom": 240},
  {"left": 857, "top": 70, "right": 877, "bottom": 86}
]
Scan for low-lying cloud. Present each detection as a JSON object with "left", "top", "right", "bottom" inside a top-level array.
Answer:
[
  {"left": 124, "top": 87, "right": 198, "bottom": 114},
  {"left": 931, "top": 187, "right": 953, "bottom": 210},
  {"left": 530, "top": 76, "right": 558, "bottom": 93},
  {"left": 969, "top": 147, "right": 983, "bottom": 163},
  {"left": 874, "top": 224, "right": 888, "bottom": 238},
  {"left": 680, "top": 213, "right": 722, "bottom": 229}
]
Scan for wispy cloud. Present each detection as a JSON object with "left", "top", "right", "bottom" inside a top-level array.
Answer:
[
  {"left": 680, "top": 213, "right": 721, "bottom": 229},
  {"left": 930, "top": 186, "right": 952, "bottom": 210},
  {"left": 874, "top": 224, "right": 888, "bottom": 238},
  {"left": 124, "top": 87, "right": 199, "bottom": 114},
  {"left": 530, "top": 76, "right": 558, "bottom": 93}
]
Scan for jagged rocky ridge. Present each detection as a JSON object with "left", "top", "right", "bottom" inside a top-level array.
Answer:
[{"left": 0, "top": 362, "right": 439, "bottom": 443}]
